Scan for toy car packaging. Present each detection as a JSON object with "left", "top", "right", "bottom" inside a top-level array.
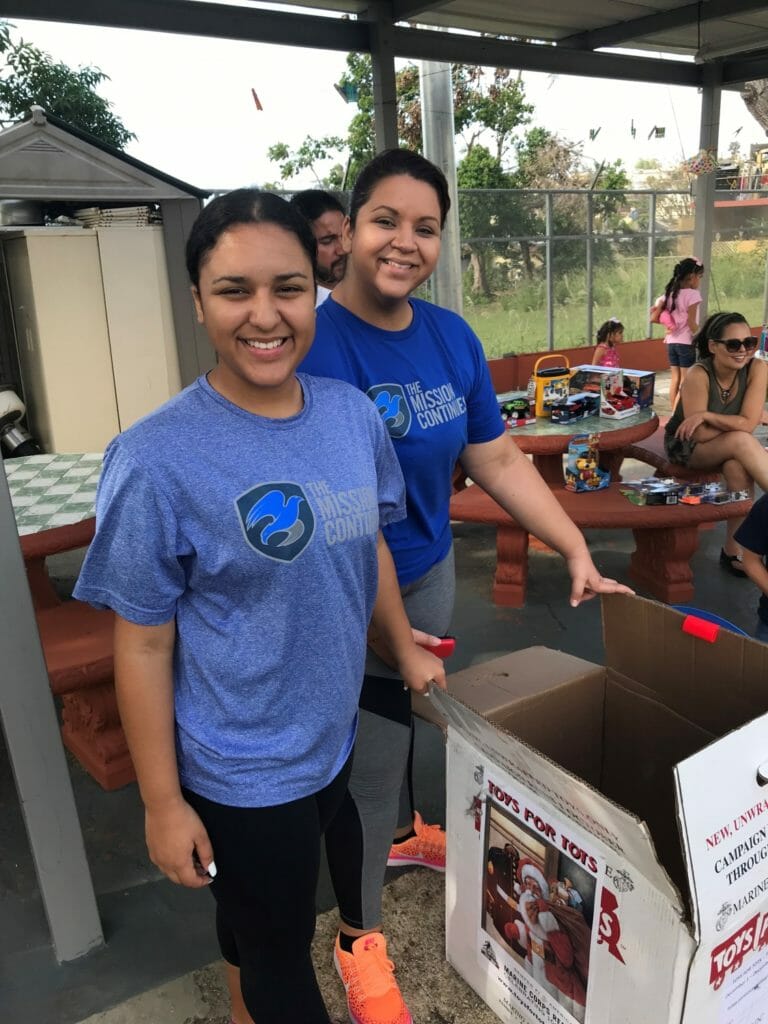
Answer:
[
  {"left": 564, "top": 433, "right": 610, "bottom": 492},
  {"left": 569, "top": 365, "right": 639, "bottom": 420},
  {"left": 622, "top": 368, "right": 655, "bottom": 409},
  {"left": 550, "top": 392, "right": 600, "bottom": 424},
  {"left": 498, "top": 391, "right": 536, "bottom": 428},
  {"left": 527, "top": 354, "right": 571, "bottom": 417}
]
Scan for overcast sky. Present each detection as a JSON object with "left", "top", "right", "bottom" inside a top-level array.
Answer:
[{"left": 13, "top": 16, "right": 757, "bottom": 191}]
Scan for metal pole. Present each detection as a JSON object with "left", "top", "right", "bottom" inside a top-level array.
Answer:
[
  {"left": 693, "top": 63, "right": 722, "bottom": 317},
  {"left": 647, "top": 192, "right": 657, "bottom": 336},
  {"left": 585, "top": 192, "right": 594, "bottom": 349},
  {"left": 0, "top": 466, "right": 103, "bottom": 962},
  {"left": 419, "top": 60, "right": 463, "bottom": 316},
  {"left": 545, "top": 192, "right": 554, "bottom": 350}
]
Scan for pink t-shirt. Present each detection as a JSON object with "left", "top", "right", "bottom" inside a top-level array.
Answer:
[
  {"left": 657, "top": 287, "right": 702, "bottom": 346},
  {"left": 594, "top": 343, "right": 620, "bottom": 367}
]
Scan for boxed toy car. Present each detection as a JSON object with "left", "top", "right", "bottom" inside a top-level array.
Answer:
[
  {"left": 569, "top": 365, "right": 639, "bottom": 420},
  {"left": 499, "top": 391, "right": 537, "bottom": 428},
  {"left": 550, "top": 392, "right": 600, "bottom": 424},
  {"left": 621, "top": 367, "right": 655, "bottom": 409},
  {"left": 436, "top": 594, "right": 768, "bottom": 1024}
]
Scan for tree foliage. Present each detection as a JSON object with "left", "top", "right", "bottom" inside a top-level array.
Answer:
[{"left": 0, "top": 20, "right": 134, "bottom": 149}]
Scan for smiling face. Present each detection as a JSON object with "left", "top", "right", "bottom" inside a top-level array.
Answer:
[
  {"left": 192, "top": 221, "right": 316, "bottom": 416},
  {"left": 707, "top": 318, "right": 755, "bottom": 374},
  {"left": 312, "top": 208, "right": 347, "bottom": 285},
  {"left": 339, "top": 174, "right": 442, "bottom": 324}
]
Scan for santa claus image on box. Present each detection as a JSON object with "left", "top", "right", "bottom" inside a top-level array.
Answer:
[{"left": 503, "top": 859, "right": 590, "bottom": 1023}]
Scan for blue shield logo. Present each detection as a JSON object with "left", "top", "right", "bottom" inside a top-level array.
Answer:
[
  {"left": 236, "top": 482, "right": 315, "bottom": 562},
  {"left": 367, "top": 383, "right": 411, "bottom": 438}
]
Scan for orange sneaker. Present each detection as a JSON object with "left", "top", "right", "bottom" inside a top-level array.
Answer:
[
  {"left": 386, "top": 812, "right": 446, "bottom": 872},
  {"left": 334, "top": 932, "right": 412, "bottom": 1024}
]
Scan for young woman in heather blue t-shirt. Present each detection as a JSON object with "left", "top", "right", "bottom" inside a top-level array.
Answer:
[{"left": 74, "top": 191, "right": 445, "bottom": 1024}]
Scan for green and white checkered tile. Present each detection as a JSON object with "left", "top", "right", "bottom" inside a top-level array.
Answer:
[{"left": 4, "top": 453, "right": 103, "bottom": 535}]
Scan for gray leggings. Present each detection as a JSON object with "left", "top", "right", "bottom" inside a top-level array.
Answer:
[{"left": 325, "top": 548, "right": 455, "bottom": 929}]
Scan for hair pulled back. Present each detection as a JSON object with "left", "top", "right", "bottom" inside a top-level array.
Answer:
[
  {"left": 186, "top": 188, "right": 317, "bottom": 288},
  {"left": 692, "top": 311, "right": 749, "bottom": 361},
  {"left": 662, "top": 256, "right": 704, "bottom": 313},
  {"left": 596, "top": 318, "right": 623, "bottom": 345},
  {"left": 349, "top": 149, "right": 450, "bottom": 228}
]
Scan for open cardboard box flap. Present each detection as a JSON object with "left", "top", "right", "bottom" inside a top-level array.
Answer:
[{"left": 438, "top": 593, "right": 768, "bottom": 1024}]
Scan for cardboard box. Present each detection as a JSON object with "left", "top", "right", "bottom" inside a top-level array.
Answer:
[
  {"left": 569, "top": 365, "right": 638, "bottom": 420},
  {"left": 435, "top": 594, "right": 768, "bottom": 1024},
  {"left": 622, "top": 367, "right": 655, "bottom": 410}
]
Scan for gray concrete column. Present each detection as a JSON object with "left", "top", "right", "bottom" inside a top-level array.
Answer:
[
  {"left": 693, "top": 63, "right": 722, "bottom": 315},
  {"left": 420, "top": 60, "right": 463, "bottom": 316},
  {"left": 364, "top": 3, "right": 399, "bottom": 151},
  {"left": 0, "top": 468, "right": 103, "bottom": 962}
]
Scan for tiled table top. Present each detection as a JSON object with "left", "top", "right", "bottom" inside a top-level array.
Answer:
[{"left": 4, "top": 453, "right": 103, "bottom": 536}]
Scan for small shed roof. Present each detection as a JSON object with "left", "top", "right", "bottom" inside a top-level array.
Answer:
[{"left": 0, "top": 106, "right": 209, "bottom": 202}]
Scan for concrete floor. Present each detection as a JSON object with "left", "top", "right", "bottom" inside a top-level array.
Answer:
[{"left": 3, "top": 372, "right": 765, "bottom": 1024}]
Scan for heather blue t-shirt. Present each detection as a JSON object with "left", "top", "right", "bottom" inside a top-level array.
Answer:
[
  {"left": 300, "top": 297, "right": 504, "bottom": 584},
  {"left": 74, "top": 374, "right": 406, "bottom": 807}
]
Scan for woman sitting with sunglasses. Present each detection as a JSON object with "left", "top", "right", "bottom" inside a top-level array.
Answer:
[{"left": 665, "top": 311, "right": 768, "bottom": 576}]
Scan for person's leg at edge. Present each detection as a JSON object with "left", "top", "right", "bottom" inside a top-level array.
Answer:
[
  {"left": 667, "top": 344, "right": 682, "bottom": 411},
  {"left": 324, "top": 550, "right": 455, "bottom": 1023},
  {"left": 390, "top": 548, "right": 455, "bottom": 865},
  {"left": 719, "top": 458, "right": 753, "bottom": 556},
  {"left": 186, "top": 754, "right": 351, "bottom": 1024}
]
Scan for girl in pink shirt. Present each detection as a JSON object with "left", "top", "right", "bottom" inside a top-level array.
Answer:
[
  {"left": 651, "top": 256, "right": 704, "bottom": 408},
  {"left": 592, "top": 318, "right": 623, "bottom": 367}
]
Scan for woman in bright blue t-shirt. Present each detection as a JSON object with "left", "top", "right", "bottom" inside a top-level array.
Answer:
[{"left": 300, "top": 148, "right": 631, "bottom": 1024}]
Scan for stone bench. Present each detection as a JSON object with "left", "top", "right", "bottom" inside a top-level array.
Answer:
[{"left": 449, "top": 480, "right": 752, "bottom": 607}]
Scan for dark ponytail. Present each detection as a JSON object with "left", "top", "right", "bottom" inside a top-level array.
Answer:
[{"left": 663, "top": 256, "right": 704, "bottom": 312}]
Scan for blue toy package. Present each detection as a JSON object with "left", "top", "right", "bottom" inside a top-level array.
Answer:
[{"left": 564, "top": 433, "right": 610, "bottom": 492}]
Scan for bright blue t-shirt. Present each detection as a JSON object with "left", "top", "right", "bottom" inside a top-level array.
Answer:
[
  {"left": 74, "top": 374, "right": 406, "bottom": 807},
  {"left": 300, "top": 297, "right": 504, "bottom": 584}
]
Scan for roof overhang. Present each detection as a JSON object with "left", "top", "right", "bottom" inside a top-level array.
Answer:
[{"left": 3, "top": 0, "right": 768, "bottom": 89}]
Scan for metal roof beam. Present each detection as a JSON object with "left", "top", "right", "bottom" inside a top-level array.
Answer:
[
  {"left": 721, "top": 49, "right": 768, "bottom": 85},
  {"left": 2, "top": 0, "right": 702, "bottom": 86},
  {"left": 391, "top": 26, "right": 702, "bottom": 86},
  {"left": 561, "top": 0, "right": 768, "bottom": 51},
  {"left": 0, "top": 0, "right": 368, "bottom": 51},
  {"left": 392, "top": 0, "right": 451, "bottom": 20}
]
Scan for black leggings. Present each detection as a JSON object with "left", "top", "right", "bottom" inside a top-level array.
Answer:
[{"left": 184, "top": 754, "right": 351, "bottom": 1024}]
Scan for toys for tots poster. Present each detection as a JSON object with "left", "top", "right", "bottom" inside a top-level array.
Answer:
[{"left": 477, "top": 777, "right": 604, "bottom": 1024}]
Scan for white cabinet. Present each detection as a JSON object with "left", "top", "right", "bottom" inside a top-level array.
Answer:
[{"left": 2, "top": 226, "right": 181, "bottom": 453}]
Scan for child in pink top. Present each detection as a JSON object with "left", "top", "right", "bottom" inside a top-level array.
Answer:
[
  {"left": 592, "top": 318, "right": 623, "bottom": 367},
  {"left": 651, "top": 257, "right": 704, "bottom": 408}
]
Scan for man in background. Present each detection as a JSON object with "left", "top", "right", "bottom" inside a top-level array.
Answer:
[{"left": 289, "top": 190, "right": 347, "bottom": 304}]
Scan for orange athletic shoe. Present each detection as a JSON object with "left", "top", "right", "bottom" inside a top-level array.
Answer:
[
  {"left": 334, "top": 932, "right": 412, "bottom": 1024},
  {"left": 386, "top": 811, "right": 446, "bottom": 872}
]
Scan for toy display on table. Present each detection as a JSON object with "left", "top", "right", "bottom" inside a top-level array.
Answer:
[
  {"left": 620, "top": 479, "right": 751, "bottom": 507},
  {"left": 568, "top": 365, "right": 655, "bottom": 420},
  {"left": 498, "top": 391, "right": 537, "bottom": 428},
  {"left": 564, "top": 433, "right": 610, "bottom": 492},
  {"left": 527, "top": 354, "right": 571, "bottom": 417}
]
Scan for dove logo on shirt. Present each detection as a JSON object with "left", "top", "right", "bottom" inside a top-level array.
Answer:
[
  {"left": 367, "top": 383, "right": 412, "bottom": 438},
  {"left": 236, "top": 482, "right": 315, "bottom": 562}
]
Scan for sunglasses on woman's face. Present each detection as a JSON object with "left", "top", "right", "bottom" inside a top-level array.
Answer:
[{"left": 713, "top": 337, "right": 759, "bottom": 353}]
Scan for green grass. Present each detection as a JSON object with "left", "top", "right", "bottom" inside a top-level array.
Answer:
[{"left": 462, "top": 246, "right": 768, "bottom": 358}]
